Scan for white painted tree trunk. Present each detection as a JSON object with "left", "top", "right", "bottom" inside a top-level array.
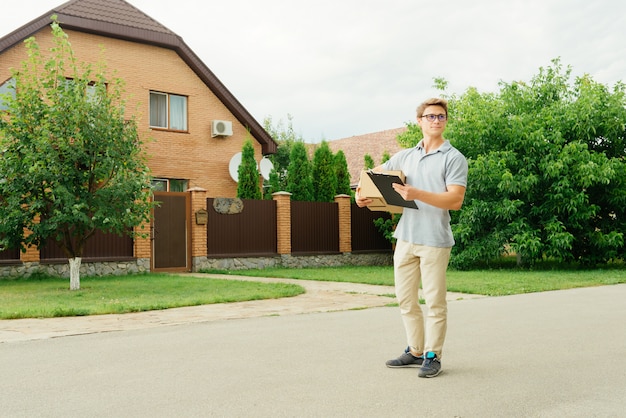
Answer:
[{"left": 69, "top": 257, "right": 82, "bottom": 291}]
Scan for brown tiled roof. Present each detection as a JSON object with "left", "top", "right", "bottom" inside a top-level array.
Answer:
[
  {"left": 327, "top": 127, "right": 408, "bottom": 186},
  {"left": 0, "top": 0, "right": 277, "bottom": 155},
  {"left": 55, "top": 0, "right": 175, "bottom": 34}
]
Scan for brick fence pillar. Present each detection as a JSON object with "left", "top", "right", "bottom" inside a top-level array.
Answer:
[
  {"left": 272, "top": 192, "right": 292, "bottom": 255},
  {"left": 334, "top": 194, "right": 352, "bottom": 253},
  {"left": 134, "top": 221, "right": 151, "bottom": 260},
  {"left": 188, "top": 187, "right": 208, "bottom": 258}
]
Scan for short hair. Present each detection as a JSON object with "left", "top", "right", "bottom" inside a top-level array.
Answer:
[{"left": 416, "top": 98, "right": 448, "bottom": 118}]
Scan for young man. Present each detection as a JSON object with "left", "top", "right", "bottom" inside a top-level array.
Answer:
[{"left": 356, "top": 98, "right": 468, "bottom": 378}]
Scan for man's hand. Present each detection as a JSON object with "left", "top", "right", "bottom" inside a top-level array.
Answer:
[
  {"left": 355, "top": 187, "right": 374, "bottom": 208},
  {"left": 391, "top": 182, "right": 416, "bottom": 201}
]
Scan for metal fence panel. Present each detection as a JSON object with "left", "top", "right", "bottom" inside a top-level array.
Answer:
[
  {"left": 291, "top": 201, "right": 339, "bottom": 254},
  {"left": 207, "top": 198, "right": 277, "bottom": 257},
  {"left": 350, "top": 205, "right": 393, "bottom": 252},
  {"left": 0, "top": 247, "right": 20, "bottom": 262},
  {"left": 39, "top": 229, "right": 134, "bottom": 261}
]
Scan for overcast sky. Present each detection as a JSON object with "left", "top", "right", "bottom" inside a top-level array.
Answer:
[{"left": 3, "top": 0, "right": 626, "bottom": 142}]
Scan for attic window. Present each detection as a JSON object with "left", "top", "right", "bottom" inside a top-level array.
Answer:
[
  {"left": 63, "top": 78, "right": 101, "bottom": 102},
  {"left": 149, "top": 91, "right": 188, "bottom": 131}
]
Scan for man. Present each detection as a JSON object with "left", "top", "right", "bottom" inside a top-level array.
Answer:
[{"left": 356, "top": 98, "right": 468, "bottom": 378}]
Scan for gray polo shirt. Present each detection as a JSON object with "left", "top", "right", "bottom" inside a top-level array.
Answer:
[{"left": 382, "top": 139, "right": 468, "bottom": 247}]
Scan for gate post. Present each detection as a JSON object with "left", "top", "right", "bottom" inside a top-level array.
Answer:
[
  {"left": 272, "top": 192, "right": 292, "bottom": 255},
  {"left": 334, "top": 194, "right": 352, "bottom": 253},
  {"left": 188, "top": 187, "right": 208, "bottom": 261},
  {"left": 134, "top": 222, "right": 151, "bottom": 262}
]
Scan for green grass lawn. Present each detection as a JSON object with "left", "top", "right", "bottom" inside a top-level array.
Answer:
[
  {"left": 3, "top": 265, "right": 626, "bottom": 320},
  {"left": 204, "top": 265, "right": 626, "bottom": 296},
  {"left": 0, "top": 273, "right": 304, "bottom": 320}
]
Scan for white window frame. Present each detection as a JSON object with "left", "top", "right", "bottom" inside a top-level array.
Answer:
[{"left": 149, "top": 91, "right": 188, "bottom": 131}]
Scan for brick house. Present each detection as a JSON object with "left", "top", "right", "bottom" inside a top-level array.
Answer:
[{"left": 0, "top": 0, "right": 277, "bottom": 274}]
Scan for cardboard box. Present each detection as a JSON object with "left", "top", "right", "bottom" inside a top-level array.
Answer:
[{"left": 358, "top": 169, "right": 406, "bottom": 213}]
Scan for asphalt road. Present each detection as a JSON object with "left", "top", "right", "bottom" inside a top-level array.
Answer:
[{"left": 1, "top": 284, "right": 625, "bottom": 417}]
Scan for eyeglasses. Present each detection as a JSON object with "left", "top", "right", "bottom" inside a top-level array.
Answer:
[{"left": 421, "top": 114, "right": 447, "bottom": 122}]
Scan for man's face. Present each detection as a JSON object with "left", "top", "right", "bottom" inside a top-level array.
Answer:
[{"left": 417, "top": 105, "right": 447, "bottom": 137}]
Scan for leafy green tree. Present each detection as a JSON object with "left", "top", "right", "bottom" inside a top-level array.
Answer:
[
  {"left": 236, "top": 139, "right": 261, "bottom": 199},
  {"left": 286, "top": 141, "right": 314, "bottom": 201},
  {"left": 396, "top": 123, "right": 423, "bottom": 148},
  {"left": 312, "top": 141, "right": 338, "bottom": 202},
  {"left": 364, "top": 154, "right": 375, "bottom": 169},
  {"left": 446, "top": 58, "right": 626, "bottom": 268},
  {"left": 266, "top": 145, "right": 291, "bottom": 197},
  {"left": 334, "top": 150, "right": 351, "bottom": 196},
  {"left": 263, "top": 115, "right": 300, "bottom": 197},
  {"left": 263, "top": 114, "right": 301, "bottom": 143},
  {"left": 0, "top": 21, "right": 153, "bottom": 289}
]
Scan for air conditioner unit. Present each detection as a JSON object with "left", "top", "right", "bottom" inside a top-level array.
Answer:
[{"left": 211, "top": 120, "right": 233, "bottom": 137}]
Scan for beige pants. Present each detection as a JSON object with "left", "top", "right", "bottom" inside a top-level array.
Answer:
[{"left": 393, "top": 239, "right": 451, "bottom": 358}]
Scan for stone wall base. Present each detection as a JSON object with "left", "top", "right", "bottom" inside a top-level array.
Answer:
[
  {"left": 0, "top": 258, "right": 151, "bottom": 279},
  {"left": 192, "top": 252, "right": 393, "bottom": 271},
  {"left": 1, "top": 254, "right": 392, "bottom": 279}
]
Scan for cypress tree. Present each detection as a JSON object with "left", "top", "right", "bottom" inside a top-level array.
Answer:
[
  {"left": 237, "top": 139, "right": 261, "bottom": 199},
  {"left": 312, "top": 141, "right": 338, "bottom": 202},
  {"left": 286, "top": 141, "right": 314, "bottom": 201},
  {"left": 334, "top": 149, "right": 352, "bottom": 196}
]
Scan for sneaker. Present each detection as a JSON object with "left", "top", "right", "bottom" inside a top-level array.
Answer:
[
  {"left": 418, "top": 352, "right": 442, "bottom": 378},
  {"left": 386, "top": 347, "right": 424, "bottom": 368}
]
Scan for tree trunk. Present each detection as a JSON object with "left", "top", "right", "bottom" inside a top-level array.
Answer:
[{"left": 69, "top": 257, "right": 82, "bottom": 291}]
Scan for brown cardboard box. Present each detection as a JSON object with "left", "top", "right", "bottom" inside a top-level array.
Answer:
[{"left": 358, "top": 169, "right": 406, "bottom": 213}]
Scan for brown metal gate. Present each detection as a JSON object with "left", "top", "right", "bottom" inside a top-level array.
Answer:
[{"left": 152, "top": 192, "right": 191, "bottom": 272}]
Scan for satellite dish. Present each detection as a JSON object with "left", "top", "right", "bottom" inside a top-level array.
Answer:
[
  {"left": 260, "top": 156, "right": 274, "bottom": 179},
  {"left": 229, "top": 152, "right": 260, "bottom": 182},
  {"left": 228, "top": 152, "right": 242, "bottom": 182}
]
